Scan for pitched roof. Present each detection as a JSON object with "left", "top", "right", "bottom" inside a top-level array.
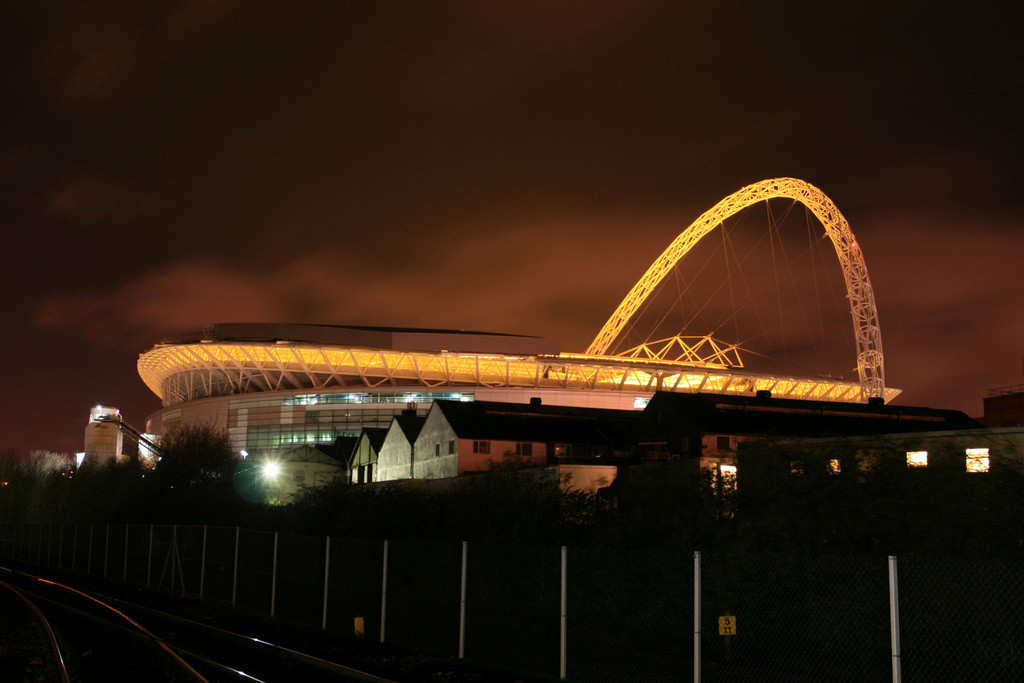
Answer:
[
  {"left": 359, "top": 427, "right": 390, "bottom": 451},
  {"left": 432, "top": 399, "right": 641, "bottom": 445},
  {"left": 642, "top": 392, "right": 982, "bottom": 438},
  {"left": 394, "top": 413, "right": 427, "bottom": 442}
]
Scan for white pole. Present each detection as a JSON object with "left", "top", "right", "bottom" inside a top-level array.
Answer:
[
  {"left": 459, "top": 541, "right": 468, "bottom": 659},
  {"left": 322, "top": 536, "right": 331, "bottom": 630},
  {"left": 271, "top": 532, "right": 279, "bottom": 617},
  {"left": 232, "top": 527, "right": 240, "bottom": 606},
  {"left": 560, "top": 546, "right": 568, "bottom": 681},
  {"left": 146, "top": 524, "right": 153, "bottom": 586},
  {"left": 889, "top": 556, "right": 902, "bottom": 683},
  {"left": 200, "top": 525, "right": 208, "bottom": 598},
  {"left": 694, "top": 551, "right": 702, "bottom": 683},
  {"left": 380, "top": 540, "right": 389, "bottom": 643}
]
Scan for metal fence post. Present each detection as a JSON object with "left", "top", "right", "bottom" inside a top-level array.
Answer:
[
  {"left": 232, "top": 526, "right": 240, "bottom": 606},
  {"left": 560, "top": 546, "right": 568, "bottom": 681},
  {"left": 200, "top": 525, "right": 208, "bottom": 598},
  {"left": 271, "top": 531, "right": 279, "bottom": 617},
  {"left": 459, "top": 541, "right": 468, "bottom": 659},
  {"left": 694, "top": 550, "right": 702, "bottom": 683},
  {"left": 147, "top": 524, "right": 154, "bottom": 586},
  {"left": 380, "top": 540, "right": 389, "bottom": 643},
  {"left": 889, "top": 556, "right": 902, "bottom": 683},
  {"left": 322, "top": 536, "right": 331, "bottom": 630}
]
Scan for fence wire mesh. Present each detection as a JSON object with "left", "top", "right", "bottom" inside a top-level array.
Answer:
[
  {"left": 899, "top": 556, "right": 1024, "bottom": 682},
  {"left": 701, "top": 552, "right": 890, "bottom": 682},
  {"left": 5, "top": 522, "right": 1024, "bottom": 682}
]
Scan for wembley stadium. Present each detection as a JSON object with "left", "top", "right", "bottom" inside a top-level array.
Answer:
[
  {"left": 137, "top": 321, "right": 897, "bottom": 459},
  {"left": 135, "top": 179, "right": 902, "bottom": 459}
]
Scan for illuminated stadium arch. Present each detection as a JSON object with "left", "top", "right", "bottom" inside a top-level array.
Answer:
[
  {"left": 586, "top": 178, "right": 885, "bottom": 400},
  {"left": 137, "top": 179, "right": 899, "bottom": 459}
]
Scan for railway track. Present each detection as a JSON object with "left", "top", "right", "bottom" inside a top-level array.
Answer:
[{"left": 0, "top": 566, "right": 396, "bottom": 682}]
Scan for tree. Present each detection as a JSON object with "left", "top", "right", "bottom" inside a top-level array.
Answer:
[{"left": 153, "top": 423, "right": 238, "bottom": 489}]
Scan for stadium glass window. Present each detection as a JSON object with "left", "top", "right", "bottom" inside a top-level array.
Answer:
[
  {"left": 827, "top": 459, "right": 841, "bottom": 475},
  {"left": 473, "top": 440, "right": 490, "bottom": 454},
  {"left": 966, "top": 448, "right": 990, "bottom": 473},
  {"left": 790, "top": 460, "right": 804, "bottom": 475},
  {"left": 515, "top": 442, "right": 533, "bottom": 456},
  {"left": 906, "top": 451, "right": 928, "bottom": 468}
]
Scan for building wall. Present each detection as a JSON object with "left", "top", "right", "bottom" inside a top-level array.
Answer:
[
  {"left": 350, "top": 434, "right": 378, "bottom": 484},
  {"left": 412, "top": 409, "right": 458, "bottom": 479},
  {"left": 458, "top": 439, "right": 547, "bottom": 473},
  {"left": 559, "top": 464, "right": 618, "bottom": 493},
  {"left": 375, "top": 422, "right": 415, "bottom": 482},
  {"left": 409, "top": 410, "right": 549, "bottom": 480},
  {"left": 983, "top": 389, "right": 1024, "bottom": 428},
  {"left": 739, "top": 427, "right": 1024, "bottom": 485},
  {"left": 268, "top": 452, "right": 345, "bottom": 502}
]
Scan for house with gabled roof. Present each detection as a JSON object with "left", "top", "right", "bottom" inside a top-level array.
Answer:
[
  {"left": 262, "top": 440, "right": 351, "bottom": 501},
  {"left": 375, "top": 409, "right": 427, "bottom": 481},
  {"left": 405, "top": 398, "right": 642, "bottom": 487},
  {"left": 349, "top": 427, "right": 389, "bottom": 484}
]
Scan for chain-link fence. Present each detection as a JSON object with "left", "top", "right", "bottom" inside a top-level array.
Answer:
[{"left": 3, "top": 522, "right": 1024, "bottom": 681}]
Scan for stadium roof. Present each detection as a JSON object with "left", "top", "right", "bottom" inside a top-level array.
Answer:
[{"left": 138, "top": 323, "right": 901, "bottom": 409}]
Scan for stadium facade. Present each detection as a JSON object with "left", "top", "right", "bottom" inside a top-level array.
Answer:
[{"left": 137, "top": 322, "right": 900, "bottom": 460}]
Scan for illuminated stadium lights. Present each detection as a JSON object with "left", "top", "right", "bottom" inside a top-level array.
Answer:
[{"left": 140, "top": 338, "right": 892, "bottom": 408}]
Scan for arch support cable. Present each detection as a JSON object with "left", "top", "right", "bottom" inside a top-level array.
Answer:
[{"left": 586, "top": 178, "right": 885, "bottom": 400}]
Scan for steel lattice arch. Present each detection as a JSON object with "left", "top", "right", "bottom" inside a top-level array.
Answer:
[{"left": 137, "top": 179, "right": 898, "bottom": 449}]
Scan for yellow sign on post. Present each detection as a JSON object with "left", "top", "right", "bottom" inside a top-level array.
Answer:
[{"left": 718, "top": 615, "right": 736, "bottom": 635}]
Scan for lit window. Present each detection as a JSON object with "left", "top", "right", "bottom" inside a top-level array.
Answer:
[
  {"left": 966, "top": 448, "right": 990, "bottom": 473},
  {"left": 790, "top": 460, "right": 804, "bottom": 475},
  {"left": 906, "top": 451, "right": 928, "bottom": 468},
  {"left": 720, "top": 464, "right": 737, "bottom": 490},
  {"left": 515, "top": 442, "right": 533, "bottom": 456},
  {"left": 473, "top": 440, "right": 490, "bottom": 454},
  {"left": 827, "top": 459, "right": 841, "bottom": 475}
]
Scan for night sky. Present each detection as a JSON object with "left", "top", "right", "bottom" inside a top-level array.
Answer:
[{"left": 2, "top": 1, "right": 1022, "bottom": 455}]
